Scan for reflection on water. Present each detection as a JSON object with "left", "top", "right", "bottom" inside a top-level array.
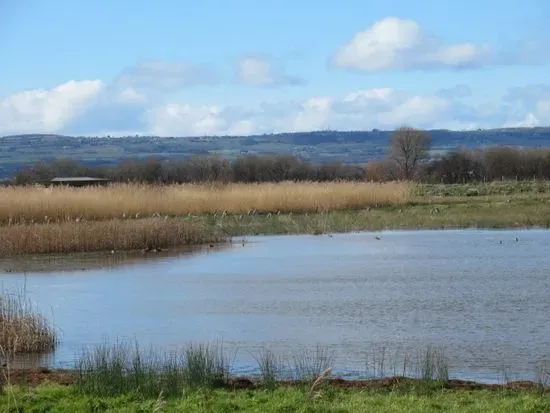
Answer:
[
  {"left": 7, "top": 352, "right": 56, "bottom": 370},
  {"left": 1, "top": 244, "right": 231, "bottom": 273},
  {"left": 1, "top": 229, "right": 549, "bottom": 383}
]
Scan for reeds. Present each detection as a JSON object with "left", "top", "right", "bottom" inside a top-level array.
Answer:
[
  {"left": 74, "top": 340, "right": 230, "bottom": 398},
  {"left": 364, "top": 345, "right": 449, "bottom": 382},
  {"left": 0, "top": 289, "right": 57, "bottom": 354},
  {"left": 0, "top": 181, "right": 413, "bottom": 224},
  {"left": 292, "top": 344, "right": 336, "bottom": 382},
  {"left": 73, "top": 340, "right": 458, "bottom": 398},
  {"left": 0, "top": 218, "right": 226, "bottom": 257},
  {"left": 251, "top": 348, "right": 284, "bottom": 389}
]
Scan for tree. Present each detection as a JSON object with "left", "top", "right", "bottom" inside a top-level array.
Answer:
[{"left": 389, "top": 126, "right": 432, "bottom": 180}]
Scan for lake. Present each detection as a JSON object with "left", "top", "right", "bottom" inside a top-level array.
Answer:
[{"left": 1, "top": 229, "right": 549, "bottom": 383}]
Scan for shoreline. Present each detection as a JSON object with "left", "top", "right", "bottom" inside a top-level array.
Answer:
[
  {"left": 1, "top": 225, "right": 547, "bottom": 272},
  {"left": 3, "top": 366, "right": 548, "bottom": 392},
  {"left": 1, "top": 181, "right": 550, "bottom": 257}
]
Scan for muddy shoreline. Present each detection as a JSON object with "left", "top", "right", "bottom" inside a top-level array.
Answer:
[{"left": 2, "top": 367, "right": 547, "bottom": 392}]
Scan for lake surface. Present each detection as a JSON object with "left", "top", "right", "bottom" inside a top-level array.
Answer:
[{"left": 1, "top": 229, "right": 549, "bottom": 383}]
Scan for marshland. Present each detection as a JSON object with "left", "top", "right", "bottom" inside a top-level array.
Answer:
[
  {"left": 1, "top": 150, "right": 550, "bottom": 410},
  {"left": 2, "top": 180, "right": 550, "bottom": 257}
]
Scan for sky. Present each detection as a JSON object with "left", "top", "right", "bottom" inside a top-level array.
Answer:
[{"left": 1, "top": 0, "right": 550, "bottom": 137}]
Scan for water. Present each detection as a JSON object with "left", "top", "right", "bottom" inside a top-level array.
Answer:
[{"left": 1, "top": 229, "right": 549, "bottom": 383}]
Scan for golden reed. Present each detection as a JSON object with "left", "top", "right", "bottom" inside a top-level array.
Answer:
[{"left": 0, "top": 181, "right": 412, "bottom": 224}]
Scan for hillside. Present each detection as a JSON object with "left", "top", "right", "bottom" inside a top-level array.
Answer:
[{"left": 1, "top": 127, "right": 550, "bottom": 179}]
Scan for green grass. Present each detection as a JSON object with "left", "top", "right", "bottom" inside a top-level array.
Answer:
[
  {"left": 190, "top": 194, "right": 550, "bottom": 237},
  {"left": 415, "top": 180, "right": 550, "bottom": 197},
  {"left": 1, "top": 384, "right": 549, "bottom": 413},
  {"left": 74, "top": 340, "right": 231, "bottom": 398}
]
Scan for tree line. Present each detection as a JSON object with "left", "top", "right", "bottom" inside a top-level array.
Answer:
[
  {"left": 11, "top": 155, "right": 366, "bottom": 185},
  {"left": 9, "top": 127, "right": 550, "bottom": 185}
]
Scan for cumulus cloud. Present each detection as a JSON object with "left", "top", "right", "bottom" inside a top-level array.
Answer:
[
  {"left": 236, "top": 54, "right": 304, "bottom": 87},
  {"left": 282, "top": 97, "right": 333, "bottom": 131},
  {"left": 2, "top": 78, "right": 550, "bottom": 137},
  {"left": 504, "top": 113, "right": 540, "bottom": 128},
  {"left": 332, "top": 17, "right": 492, "bottom": 72},
  {"left": 146, "top": 104, "right": 252, "bottom": 136},
  {"left": 114, "top": 60, "right": 217, "bottom": 92},
  {"left": 0, "top": 80, "right": 103, "bottom": 134}
]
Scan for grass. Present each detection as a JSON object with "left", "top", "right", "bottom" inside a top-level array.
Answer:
[
  {"left": 252, "top": 348, "right": 284, "bottom": 389},
  {"left": 74, "top": 340, "right": 231, "bottom": 398},
  {"left": 0, "top": 218, "right": 226, "bottom": 257},
  {"left": 1, "top": 341, "right": 549, "bottom": 411},
  {"left": 291, "top": 345, "right": 336, "bottom": 382},
  {"left": 0, "top": 384, "right": 548, "bottom": 412},
  {"left": 0, "top": 181, "right": 413, "bottom": 224},
  {"left": 364, "top": 345, "right": 449, "bottom": 382},
  {"left": 416, "top": 180, "right": 550, "bottom": 197},
  {"left": 0, "top": 288, "right": 57, "bottom": 354},
  {"left": 73, "top": 341, "right": 335, "bottom": 398},
  {"left": 190, "top": 195, "right": 550, "bottom": 236}
]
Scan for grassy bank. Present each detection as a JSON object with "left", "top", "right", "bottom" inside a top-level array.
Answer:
[
  {"left": 0, "top": 289, "right": 57, "bottom": 354},
  {"left": 1, "top": 340, "right": 548, "bottom": 411},
  {"left": 193, "top": 195, "right": 550, "bottom": 236},
  {"left": 0, "top": 181, "right": 412, "bottom": 224},
  {"left": 1, "top": 384, "right": 548, "bottom": 413}
]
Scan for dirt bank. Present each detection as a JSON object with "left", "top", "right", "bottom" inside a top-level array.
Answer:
[{"left": 2, "top": 367, "right": 547, "bottom": 392}]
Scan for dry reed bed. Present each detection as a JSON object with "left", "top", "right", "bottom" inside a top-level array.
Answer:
[
  {"left": 0, "top": 289, "right": 57, "bottom": 354},
  {"left": 0, "top": 181, "right": 412, "bottom": 224},
  {"left": 0, "top": 218, "right": 226, "bottom": 257}
]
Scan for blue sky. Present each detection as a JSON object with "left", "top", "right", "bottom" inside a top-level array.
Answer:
[{"left": 1, "top": 0, "right": 550, "bottom": 136}]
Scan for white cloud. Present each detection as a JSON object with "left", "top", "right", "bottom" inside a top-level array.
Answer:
[
  {"left": 2, "top": 78, "right": 550, "bottom": 137},
  {"left": 332, "top": 17, "right": 492, "bottom": 71},
  {"left": 147, "top": 104, "right": 235, "bottom": 136},
  {"left": 284, "top": 97, "right": 333, "bottom": 132},
  {"left": 236, "top": 55, "right": 304, "bottom": 87},
  {"left": 504, "top": 113, "right": 540, "bottom": 128},
  {"left": 0, "top": 80, "right": 103, "bottom": 134},
  {"left": 227, "top": 120, "right": 256, "bottom": 135},
  {"left": 114, "top": 60, "right": 217, "bottom": 92},
  {"left": 378, "top": 96, "right": 451, "bottom": 127},
  {"left": 116, "top": 88, "right": 147, "bottom": 104}
]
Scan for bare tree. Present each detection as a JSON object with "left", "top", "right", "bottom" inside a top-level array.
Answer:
[{"left": 389, "top": 126, "right": 432, "bottom": 180}]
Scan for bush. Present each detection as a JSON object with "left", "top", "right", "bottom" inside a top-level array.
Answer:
[{"left": 0, "top": 289, "right": 57, "bottom": 354}]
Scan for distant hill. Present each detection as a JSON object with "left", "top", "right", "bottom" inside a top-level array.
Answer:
[{"left": 1, "top": 127, "right": 550, "bottom": 179}]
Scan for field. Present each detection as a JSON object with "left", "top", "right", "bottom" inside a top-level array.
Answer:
[
  {"left": 1, "top": 384, "right": 548, "bottom": 413},
  {"left": 1, "top": 180, "right": 549, "bottom": 256}
]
